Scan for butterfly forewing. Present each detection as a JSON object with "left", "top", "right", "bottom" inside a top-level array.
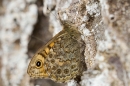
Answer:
[{"left": 27, "top": 28, "right": 86, "bottom": 83}]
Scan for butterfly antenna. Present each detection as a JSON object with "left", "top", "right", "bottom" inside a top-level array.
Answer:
[{"left": 29, "top": 35, "right": 46, "bottom": 44}]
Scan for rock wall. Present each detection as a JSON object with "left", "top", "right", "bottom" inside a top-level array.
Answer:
[{"left": 0, "top": 0, "right": 130, "bottom": 86}]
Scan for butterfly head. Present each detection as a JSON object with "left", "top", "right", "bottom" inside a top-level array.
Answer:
[{"left": 27, "top": 54, "right": 49, "bottom": 78}]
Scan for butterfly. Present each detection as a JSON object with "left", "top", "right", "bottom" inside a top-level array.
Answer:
[{"left": 27, "top": 21, "right": 87, "bottom": 83}]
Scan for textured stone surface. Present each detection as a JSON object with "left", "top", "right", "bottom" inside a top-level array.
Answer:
[
  {"left": 47, "top": 0, "right": 130, "bottom": 86},
  {"left": 0, "top": 0, "right": 37, "bottom": 86},
  {"left": 0, "top": 0, "right": 130, "bottom": 86}
]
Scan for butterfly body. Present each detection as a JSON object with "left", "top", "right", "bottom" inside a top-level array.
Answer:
[{"left": 27, "top": 24, "right": 87, "bottom": 83}]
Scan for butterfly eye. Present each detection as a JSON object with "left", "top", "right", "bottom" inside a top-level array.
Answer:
[{"left": 35, "top": 60, "right": 42, "bottom": 68}]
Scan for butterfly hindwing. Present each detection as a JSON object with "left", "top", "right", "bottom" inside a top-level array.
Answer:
[{"left": 27, "top": 28, "right": 86, "bottom": 83}]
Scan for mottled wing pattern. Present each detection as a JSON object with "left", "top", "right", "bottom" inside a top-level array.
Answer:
[{"left": 27, "top": 28, "right": 86, "bottom": 83}]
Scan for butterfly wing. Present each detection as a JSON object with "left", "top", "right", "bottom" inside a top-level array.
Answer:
[{"left": 27, "top": 29, "right": 86, "bottom": 82}]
